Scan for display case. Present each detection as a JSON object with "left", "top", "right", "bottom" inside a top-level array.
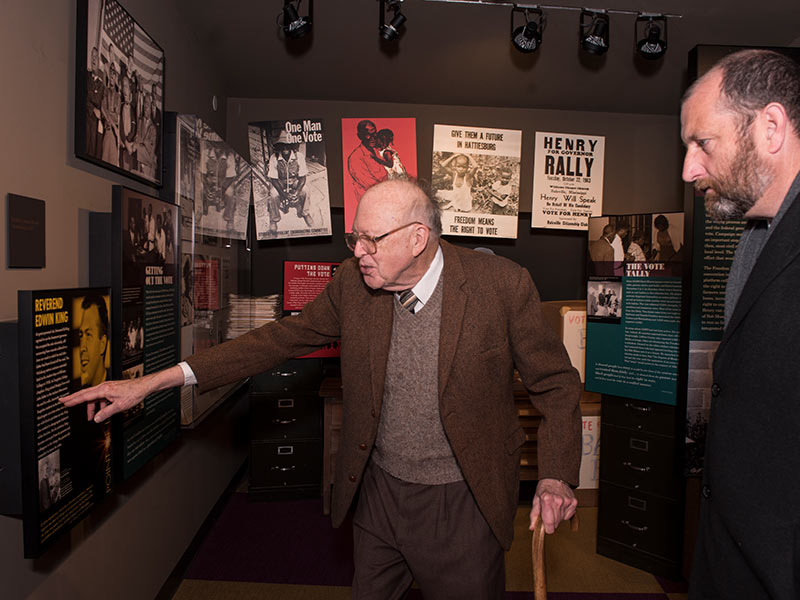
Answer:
[{"left": 162, "top": 113, "right": 255, "bottom": 427}]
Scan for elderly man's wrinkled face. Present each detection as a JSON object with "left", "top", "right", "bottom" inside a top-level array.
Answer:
[{"left": 351, "top": 183, "right": 423, "bottom": 291}]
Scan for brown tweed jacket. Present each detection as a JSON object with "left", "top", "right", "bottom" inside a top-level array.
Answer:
[{"left": 186, "top": 240, "right": 581, "bottom": 549}]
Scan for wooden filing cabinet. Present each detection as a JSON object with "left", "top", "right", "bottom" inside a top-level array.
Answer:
[
  {"left": 596, "top": 394, "right": 684, "bottom": 579},
  {"left": 248, "top": 359, "right": 324, "bottom": 498}
]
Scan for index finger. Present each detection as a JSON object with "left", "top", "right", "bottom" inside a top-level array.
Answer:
[{"left": 60, "top": 384, "right": 109, "bottom": 407}]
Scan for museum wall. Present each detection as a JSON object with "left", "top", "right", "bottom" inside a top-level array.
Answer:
[
  {"left": 0, "top": 0, "right": 226, "bottom": 323},
  {"left": 227, "top": 98, "right": 684, "bottom": 301},
  {"left": 0, "top": 2, "right": 240, "bottom": 599}
]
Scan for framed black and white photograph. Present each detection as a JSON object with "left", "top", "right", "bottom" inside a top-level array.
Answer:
[
  {"left": 177, "top": 115, "right": 251, "bottom": 240},
  {"left": 76, "top": 0, "right": 165, "bottom": 187}
]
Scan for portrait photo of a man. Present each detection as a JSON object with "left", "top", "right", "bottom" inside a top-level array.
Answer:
[{"left": 72, "top": 294, "right": 110, "bottom": 390}]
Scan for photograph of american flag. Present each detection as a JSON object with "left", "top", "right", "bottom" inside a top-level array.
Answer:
[
  {"left": 77, "top": 0, "right": 164, "bottom": 186},
  {"left": 100, "top": 0, "right": 163, "bottom": 106}
]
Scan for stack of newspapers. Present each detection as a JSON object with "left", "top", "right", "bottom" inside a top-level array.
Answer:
[{"left": 225, "top": 293, "right": 282, "bottom": 340}]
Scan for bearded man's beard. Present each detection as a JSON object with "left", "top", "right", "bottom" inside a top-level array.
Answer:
[{"left": 698, "top": 132, "right": 774, "bottom": 221}]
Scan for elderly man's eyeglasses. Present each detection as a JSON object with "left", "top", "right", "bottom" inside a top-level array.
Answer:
[{"left": 344, "top": 222, "right": 427, "bottom": 255}]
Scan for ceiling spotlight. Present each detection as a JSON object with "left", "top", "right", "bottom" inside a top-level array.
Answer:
[
  {"left": 281, "top": 0, "right": 312, "bottom": 40},
  {"left": 511, "top": 6, "right": 545, "bottom": 54},
  {"left": 635, "top": 14, "right": 667, "bottom": 60},
  {"left": 580, "top": 10, "right": 609, "bottom": 56},
  {"left": 380, "top": 0, "right": 407, "bottom": 42}
]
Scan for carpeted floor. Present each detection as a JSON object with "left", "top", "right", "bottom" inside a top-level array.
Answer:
[{"left": 173, "top": 487, "right": 688, "bottom": 600}]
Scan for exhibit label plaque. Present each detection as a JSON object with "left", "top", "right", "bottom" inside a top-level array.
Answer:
[
  {"left": 585, "top": 212, "right": 684, "bottom": 405},
  {"left": 113, "top": 186, "right": 180, "bottom": 479},
  {"left": 18, "top": 287, "right": 113, "bottom": 558}
]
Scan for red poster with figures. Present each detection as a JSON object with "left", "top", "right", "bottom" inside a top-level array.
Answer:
[{"left": 341, "top": 117, "right": 417, "bottom": 232}]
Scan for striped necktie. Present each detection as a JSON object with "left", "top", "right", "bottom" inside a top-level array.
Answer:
[{"left": 398, "top": 289, "right": 418, "bottom": 313}]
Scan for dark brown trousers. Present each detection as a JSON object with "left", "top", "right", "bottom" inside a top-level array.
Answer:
[{"left": 352, "top": 460, "right": 505, "bottom": 600}]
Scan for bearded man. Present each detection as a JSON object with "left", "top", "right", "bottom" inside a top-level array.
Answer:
[{"left": 681, "top": 49, "right": 800, "bottom": 600}]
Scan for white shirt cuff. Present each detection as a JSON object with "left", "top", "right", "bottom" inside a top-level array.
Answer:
[{"left": 178, "top": 361, "right": 197, "bottom": 386}]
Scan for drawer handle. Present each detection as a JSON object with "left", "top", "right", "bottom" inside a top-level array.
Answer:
[
  {"left": 625, "top": 403, "right": 651, "bottom": 414},
  {"left": 272, "top": 418, "right": 297, "bottom": 425},
  {"left": 621, "top": 519, "right": 648, "bottom": 532},
  {"left": 623, "top": 461, "right": 651, "bottom": 473},
  {"left": 276, "top": 371, "right": 297, "bottom": 377},
  {"left": 270, "top": 465, "right": 296, "bottom": 472}
]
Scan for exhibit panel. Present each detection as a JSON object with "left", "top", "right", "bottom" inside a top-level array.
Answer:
[
  {"left": 283, "top": 260, "right": 341, "bottom": 359},
  {"left": 584, "top": 212, "right": 688, "bottom": 578},
  {"left": 585, "top": 212, "right": 684, "bottom": 405},
  {"left": 17, "top": 287, "right": 113, "bottom": 558},
  {"left": 112, "top": 187, "right": 181, "bottom": 480}
]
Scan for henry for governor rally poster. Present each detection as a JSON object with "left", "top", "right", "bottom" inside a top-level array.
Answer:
[
  {"left": 532, "top": 131, "right": 604, "bottom": 231},
  {"left": 431, "top": 124, "right": 521, "bottom": 239}
]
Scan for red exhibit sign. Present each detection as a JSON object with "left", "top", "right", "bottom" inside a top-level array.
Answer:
[{"left": 283, "top": 261, "right": 340, "bottom": 357}]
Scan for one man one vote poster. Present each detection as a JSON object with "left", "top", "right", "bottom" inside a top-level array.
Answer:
[{"left": 532, "top": 131, "right": 605, "bottom": 231}]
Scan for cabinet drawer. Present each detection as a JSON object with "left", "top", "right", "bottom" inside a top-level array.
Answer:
[
  {"left": 602, "top": 395, "right": 675, "bottom": 436},
  {"left": 600, "top": 424, "right": 680, "bottom": 498},
  {"left": 250, "top": 392, "right": 321, "bottom": 440},
  {"left": 598, "top": 482, "right": 682, "bottom": 561},
  {"left": 252, "top": 359, "right": 324, "bottom": 393},
  {"left": 250, "top": 440, "right": 322, "bottom": 488}
]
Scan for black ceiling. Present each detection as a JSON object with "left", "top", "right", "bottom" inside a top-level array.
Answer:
[{"left": 176, "top": 0, "right": 800, "bottom": 115}]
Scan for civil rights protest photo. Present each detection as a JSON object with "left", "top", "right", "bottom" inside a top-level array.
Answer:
[{"left": 76, "top": 0, "right": 164, "bottom": 185}]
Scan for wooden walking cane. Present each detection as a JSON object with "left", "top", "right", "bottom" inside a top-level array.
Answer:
[{"left": 531, "top": 513, "right": 580, "bottom": 600}]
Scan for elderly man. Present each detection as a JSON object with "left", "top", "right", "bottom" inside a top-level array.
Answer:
[
  {"left": 681, "top": 49, "right": 800, "bottom": 599},
  {"left": 62, "top": 179, "right": 580, "bottom": 599}
]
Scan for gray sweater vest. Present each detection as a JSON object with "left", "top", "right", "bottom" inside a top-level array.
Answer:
[{"left": 372, "top": 277, "right": 463, "bottom": 484}]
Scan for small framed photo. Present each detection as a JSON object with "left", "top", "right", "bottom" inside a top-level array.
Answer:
[{"left": 75, "top": 0, "right": 165, "bottom": 187}]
